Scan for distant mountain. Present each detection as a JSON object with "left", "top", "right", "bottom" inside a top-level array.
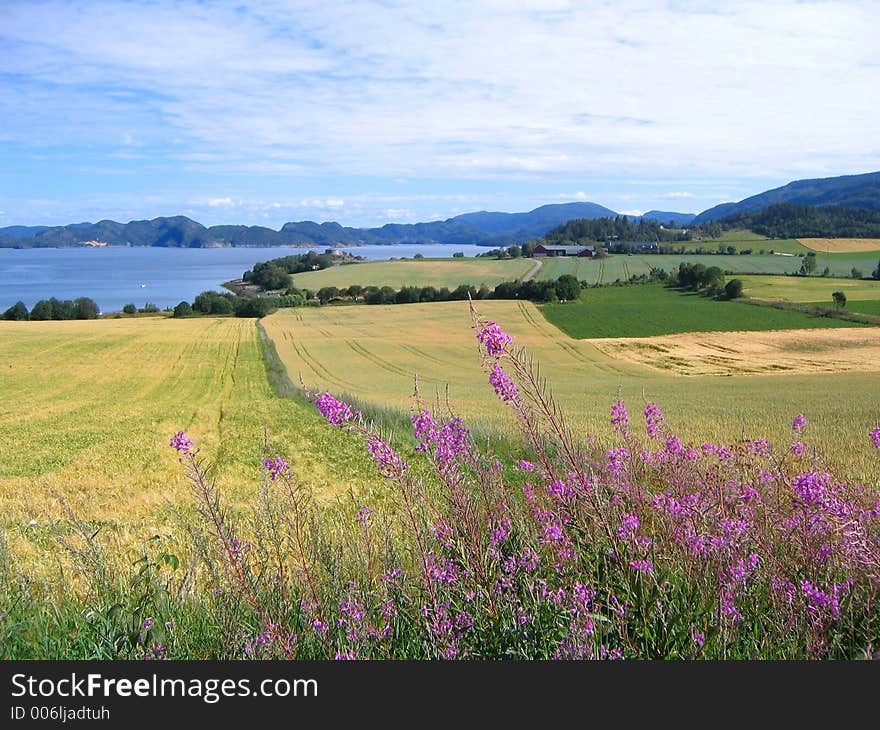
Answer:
[
  {"left": 0, "top": 202, "right": 623, "bottom": 248},
  {"left": 693, "top": 171, "right": 880, "bottom": 224},
  {"left": 0, "top": 225, "right": 50, "bottom": 239},
  {"left": 640, "top": 210, "right": 696, "bottom": 226},
  {"left": 456, "top": 202, "right": 619, "bottom": 237}
]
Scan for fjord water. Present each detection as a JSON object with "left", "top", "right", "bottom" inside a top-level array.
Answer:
[{"left": 0, "top": 244, "right": 489, "bottom": 313}]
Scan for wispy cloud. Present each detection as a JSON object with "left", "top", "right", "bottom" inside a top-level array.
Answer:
[{"left": 1, "top": 1, "right": 878, "bottom": 225}]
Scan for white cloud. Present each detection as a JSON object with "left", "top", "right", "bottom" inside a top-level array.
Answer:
[
  {"left": 1, "top": 0, "right": 878, "bottom": 224},
  {"left": 207, "top": 197, "right": 236, "bottom": 207}
]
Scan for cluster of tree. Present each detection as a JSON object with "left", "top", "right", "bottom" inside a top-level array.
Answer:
[
  {"left": 121, "top": 302, "right": 160, "bottom": 314},
  {"left": 720, "top": 204, "right": 880, "bottom": 239},
  {"left": 2, "top": 297, "right": 99, "bottom": 321},
  {"left": 541, "top": 216, "right": 689, "bottom": 246},
  {"left": 242, "top": 251, "right": 336, "bottom": 291},
  {"left": 673, "top": 262, "right": 736, "bottom": 297},
  {"left": 491, "top": 275, "right": 581, "bottom": 302},
  {"left": 172, "top": 288, "right": 313, "bottom": 319}
]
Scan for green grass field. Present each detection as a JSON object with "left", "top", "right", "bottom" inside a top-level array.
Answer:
[
  {"left": 677, "top": 229, "right": 807, "bottom": 254},
  {"left": 803, "top": 300, "right": 880, "bottom": 316},
  {"left": 535, "top": 254, "right": 802, "bottom": 284},
  {"left": 291, "top": 257, "right": 533, "bottom": 290},
  {"left": 739, "top": 275, "right": 880, "bottom": 303},
  {"left": 539, "top": 283, "right": 865, "bottom": 339},
  {"left": 0, "top": 317, "right": 378, "bottom": 572}
]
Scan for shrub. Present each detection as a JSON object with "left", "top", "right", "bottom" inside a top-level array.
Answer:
[
  {"left": 234, "top": 297, "right": 274, "bottom": 318},
  {"left": 122, "top": 303, "right": 137, "bottom": 315},
  {"left": 724, "top": 279, "right": 744, "bottom": 299}
]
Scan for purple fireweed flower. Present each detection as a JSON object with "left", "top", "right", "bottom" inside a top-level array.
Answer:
[
  {"left": 748, "top": 439, "right": 772, "bottom": 458},
  {"left": 611, "top": 400, "right": 629, "bottom": 432},
  {"left": 142, "top": 617, "right": 153, "bottom": 630},
  {"left": 605, "top": 447, "right": 630, "bottom": 478},
  {"left": 311, "top": 619, "right": 327, "bottom": 634},
  {"left": 665, "top": 435, "right": 683, "bottom": 455},
  {"left": 411, "top": 409, "right": 435, "bottom": 449},
  {"left": 262, "top": 455, "right": 289, "bottom": 482},
  {"left": 792, "top": 471, "right": 832, "bottom": 505},
  {"left": 314, "top": 392, "right": 354, "bottom": 426},
  {"left": 791, "top": 441, "right": 806, "bottom": 458},
  {"left": 488, "top": 363, "right": 519, "bottom": 402},
  {"left": 476, "top": 321, "right": 513, "bottom": 358},
  {"left": 169, "top": 430, "right": 193, "bottom": 455},
  {"left": 801, "top": 581, "right": 842, "bottom": 618},
  {"left": 871, "top": 427, "right": 880, "bottom": 449},
  {"left": 629, "top": 559, "right": 654, "bottom": 575},
  {"left": 616, "top": 513, "right": 640, "bottom": 540},
  {"left": 355, "top": 506, "right": 372, "bottom": 524},
  {"left": 792, "top": 412, "right": 807, "bottom": 432},
  {"left": 547, "top": 479, "right": 572, "bottom": 500},
  {"left": 517, "top": 459, "right": 536, "bottom": 472},
  {"left": 644, "top": 403, "right": 664, "bottom": 439},
  {"left": 366, "top": 434, "right": 406, "bottom": 477},
  {"left": 692, "top": 630, "right": 705, "bottom": 648}
]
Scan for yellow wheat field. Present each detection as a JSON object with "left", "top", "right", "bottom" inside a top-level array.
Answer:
[
  {"left": 798, "top": 238, "right": 880, "bottom": 253},
  {"left": 590, "top": 327, "right": 880, "bottom": 376},
  {"left": 264, "top": 301, "right": 880, "bottom": 478},
  {"left": 0, "top": 316, "right": 379, "bottom": 573}
]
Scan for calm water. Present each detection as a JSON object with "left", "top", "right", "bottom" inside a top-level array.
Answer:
[{"left": 0, "top": 244, "right": 489, "bottom": 313}]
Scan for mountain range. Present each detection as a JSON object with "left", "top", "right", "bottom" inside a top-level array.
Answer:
[{"left": 2, "top": 171, "right": 878, "bottom": 248}]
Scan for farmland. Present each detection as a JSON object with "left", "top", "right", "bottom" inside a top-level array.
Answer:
[
  {"left": 738, "top": 274, "right": 880, "bottom": 303},
  {"left": 798, "top": 237, "right": 880, "bottom": 253},
  {"left": 0, "top": 317, "right": 377, "bottom": 572},
  {"left": 263, "top": 299, "right": 880, "bottom": 478},
  {"left": 540, "top": 283, "right": 864, "bottom": 339},
  {"left": 677, "top": 229, "right": 807, "bottom": 254},
  {"left": 291, "top": 256, "right": 532, "bottom": 290},
  {"left": 534, "top": 253, "right": 801, "bottom": 284}
]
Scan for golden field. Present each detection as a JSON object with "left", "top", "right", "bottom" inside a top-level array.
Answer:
[
  {"left": 264, "top": 301, "right": 880, "bottom": 478},
  {"left": 0, "top": 317, "right": 378, "bottom": 572},
  {"left": 798, "top": 238, "right": 880, "bottom": 253}
]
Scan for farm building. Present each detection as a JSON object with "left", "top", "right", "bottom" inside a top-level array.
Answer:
[{"left": 533, "top": 244, "right": 596, "bottom": 257}]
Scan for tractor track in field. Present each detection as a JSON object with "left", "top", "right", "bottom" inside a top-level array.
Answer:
[
  {"left": 346, "top": 340, "right": 442, "bottom": 384},
  {"left": 292, "top": 341, "right": 359, "bottom": 391}
]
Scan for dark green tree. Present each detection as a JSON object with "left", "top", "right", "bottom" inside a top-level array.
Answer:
[
  {"left": 74, "top": 297, "right": 100, "bottom": 319},
  {"left": 122, "top": 303, "right": 137, "bottom": 314},
  {"left": 173, "top": 301, "right": 193, "bottom": 318},
  {"left": 3, "top": 301, "right": 29, "bottom": 320},
  {"left": 724, "top": 279, "right": 744, "bottom": 299},
  {"left": 29, "top": 299, "right": 54, "bottom": 320},
  {"left": 832, "top": 291, "right": 847, "bottom": 308}
]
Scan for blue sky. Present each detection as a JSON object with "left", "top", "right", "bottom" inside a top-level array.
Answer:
[{"left": 1, "top": 0, "right": 878, "bottom": 228}]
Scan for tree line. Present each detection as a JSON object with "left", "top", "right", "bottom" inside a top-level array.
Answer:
[
  {"left": 314, "top": 275, "right": 583, "bottom": 306},
  {"left": 2, "top": 297, "right": 100, "bottom": 321},
  {"left": 720, "top": 203, "right": 880, "bottom": 239}
]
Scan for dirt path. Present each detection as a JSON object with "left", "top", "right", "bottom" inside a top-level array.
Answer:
[{"left": 520, "top": 258, "right": 543, "bottom": 282}]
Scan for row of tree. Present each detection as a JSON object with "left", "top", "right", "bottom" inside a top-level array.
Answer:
[
  {"left": 2, "top": 297, "right": 100, "bottom": 321},
  {"left": 314, "top": 275, "right": 584, "bottom": 306}
]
